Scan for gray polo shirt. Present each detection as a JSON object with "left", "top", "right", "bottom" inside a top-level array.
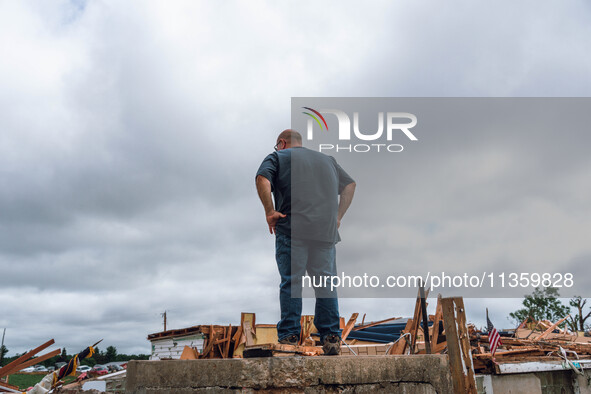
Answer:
[{"left": 256, "top": 147, "right": 354, "bottom": 243}]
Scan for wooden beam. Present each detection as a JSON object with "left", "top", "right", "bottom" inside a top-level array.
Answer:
[
  {"left": 419, "top": 283, "right": 431, "bottom": 354},
  {"left": 431, "top": 295, "right": 443, "bottom": 350},
  {"left": 7, "top": 349, "right": 61, "bottom": 373},
  {"left": 201, "top": 325, "right": 216, "bottom": 359},
  {"left": 243, "top": 322, "right": 255, "bottom": 347},
  {"left": 389, "top": 319, "right": 413, "bottom": 355},
  {"left": 0, "top": 339, "right": 55, "bottom": 378},
  {"left": 0, "top": 380, "right": 20, "bottom": 391},
  {"left": 534, "top": 315, "right": 570, "bottom": 342},
  {"left": 433, "top": 340, "right": 447, "bottom": 354},
  {"left": 341, "top": 313, "right": 359, "bottom": 341},
  {"left": 410, "top": 287, "right": 429, "bottom": 353},
  {"left": 441, "top": 297, "right": 476, "bottom": 394},
  {"left": 352, "top": 317, "right": 401, "bottom": 331},
  {"left": 454, "top": 298, "right": 477, "bottom": 393},
  {"left": 224, "top": 325, "right": 232, "bottom": 359}
]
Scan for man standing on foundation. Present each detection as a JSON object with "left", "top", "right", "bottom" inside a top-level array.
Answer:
[{"left": 255, "top": 129, "right": 356, "bottom": 355}]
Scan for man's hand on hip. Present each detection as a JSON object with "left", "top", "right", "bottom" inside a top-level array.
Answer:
[{"left": 266, "top": 210, "right": 286, "bottom": 234}]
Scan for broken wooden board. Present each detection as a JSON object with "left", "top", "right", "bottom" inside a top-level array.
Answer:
[
  {"left": 0, "top": 339, "right": 56, "bottom": 378},
  {"left": 389, "top": 319, "right": 413, "bottom": 355},
  {"left": 533, "top": 315, "right": 571, "bottom": 342},
  {"left": 341, "top": 313, "right": 359, "bottom": 342},
  {"left": 441, "top": 297, "right": 477, "bottom": 394},
  {"left": 243, "top": 343, "right": 323, "bottom": 358},
  {"left": 341, "top": 343, "right": 392, "bottom": 356},
  {"left": 180, "top": 345, "right": 198, "bottom": 360},
  {"left": 352, "top": 317, "right": 401, "bottom": 331}
]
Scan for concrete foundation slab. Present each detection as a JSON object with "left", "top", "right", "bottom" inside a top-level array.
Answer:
[{"left": 126, "top": 355, "right": 454, "bottom": 393}]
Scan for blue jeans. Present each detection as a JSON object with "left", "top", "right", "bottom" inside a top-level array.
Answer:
[{"left": 275, "top": 232, "right": 341, "bottom": 342}]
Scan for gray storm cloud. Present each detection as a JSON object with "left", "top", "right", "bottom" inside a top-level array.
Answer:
[{"left": 1, "top": 0, "right": 590, "bottom": 354}]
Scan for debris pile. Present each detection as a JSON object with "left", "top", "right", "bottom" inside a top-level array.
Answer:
[{"left": 471, "top": 315, "right": 591, "bottom": 374}]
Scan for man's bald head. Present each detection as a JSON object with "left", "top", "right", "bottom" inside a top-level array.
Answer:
[{"left": 276, "top": 129, "right": 302, "bottom": 150}]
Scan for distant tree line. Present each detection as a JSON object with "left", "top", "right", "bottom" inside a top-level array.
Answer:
[{"left": 0, "top": 345, "right": 149, "bottom": 368}]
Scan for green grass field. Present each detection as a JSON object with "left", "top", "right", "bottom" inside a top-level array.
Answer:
[{"left": 6, "top": 373, "right": 76, "bottom": 390}]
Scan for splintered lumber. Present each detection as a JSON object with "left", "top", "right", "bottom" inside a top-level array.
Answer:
[
  {"left": 233, "top": 325, "right": 243, "bottom": 345},
  {"left": 213, "top": 327, "right": 231, "bottom": 358},
  {"left": 389, "top": 319, "right": 413, "bottom": 355},
  {"left": 419, "top": 284, "right": 431, "bottom": 354},
  {"left": 224, "top": 325, "right": 232, "bottom": 359},
  {"left": 410, "top": 286, "right": 429, "bottom": 353},
  {"left": 201, "top": 325, "right": 216, "bottom": 358},
  {"left": 0, "top": 339, "right": 56, "bottom": 378},
  {"left": 431, "top": 295, "right": 444, "bottom": 351},
  {"left": 232, "top": 313, "right": 257, "bottom": 358},
  {"left": 341, "top": 313, "right": 359, "bottom": 341},
  {"left": 534, "top": 315, "right": 570, "bottom": 342},
  {"left": 441, "top": 297, "right": 476, "bottom": 394},
  {"left": 243, "top": 343, "right": 323, "bottom": 358},
  {"left": 300, "top": 315, "right": 315, "bottom": 345},
  {"left": 433, "top": 340, "right": 448, "bottom": 354},
  {"left": 473, "top": 347, "right": 545, "bottom": 360},
  {"left": 454, "top": 298, "right": 474, "bottom": 385}
]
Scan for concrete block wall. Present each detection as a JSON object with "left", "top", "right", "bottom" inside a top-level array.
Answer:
[{"left": 126, "top": 355, "right": 454, "bottom": 393}]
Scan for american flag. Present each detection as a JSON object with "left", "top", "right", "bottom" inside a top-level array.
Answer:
[{"left": 487, "top": 309, "right": 502, "bottom": 356}]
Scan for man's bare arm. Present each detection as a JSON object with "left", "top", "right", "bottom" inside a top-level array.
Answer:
[
  {"left": 256, "top": 175, "right": 286, "bottom": 234},
  {"left": 337, "top": 182, "right": 356, "bottom": 228}
]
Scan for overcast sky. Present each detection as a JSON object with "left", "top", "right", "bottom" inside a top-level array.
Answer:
[{"left": 1, "top": 0, "right": 591, "bottom": 356}]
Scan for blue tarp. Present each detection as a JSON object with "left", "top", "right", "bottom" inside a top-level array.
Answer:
[{"left": 346, "top": 321, "right": 436, "bottom": 344}]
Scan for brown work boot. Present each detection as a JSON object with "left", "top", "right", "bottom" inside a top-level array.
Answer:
[
  {"left": 279, "top": 334, "right": 299, "bottom": 346},
  {"left": 322, "top": 334, "right": 341, "bottom": 355}
]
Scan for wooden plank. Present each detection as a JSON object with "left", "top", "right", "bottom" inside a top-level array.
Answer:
[
  {"left": 410, "top": 287, "right": 429, "bottom": 353},
  {"left": 242, "top": 312, "right": 256, "bottom": 333},
  {"left": 8, "top": 349, "right": 61, "bottom": 373},
  {"left": 231, "top": 325, "right": 244, "bottom": 358},
  {"left": 201, "top": 325, "right": 216, "bottom": 359},
  {"left": 352, "top": 317, "right": 401, "bottom": 331},
  {"left": 232, "top": 325, "right": 243, "bottom": 344},
  {"left": 419, "top": 283, "right": 431, "bottom": 354},
  {"left": 454, "top": 297, "right": 477, "bottom": 394},
  {"left": 473, "top": 347, "right": 544, "bottom": 359},
  {"left": 389, "top": 319, "right": 413, "bottom": 355},
  {"left": 431, "top": 295, "right": 443, "bottom": 349},
  {"left": 534, "top": 315, "right": 570, "bottom": 342},
  {"left": 243, "top": 322, "right": 255, "bottom": 347},
  {"left": 300, "top": 315, "right": 314, "bottom": 345},
  {"left": 0, "top": 380, "right": 20, "bottom": 391},
  {"left": 433, "top": 340, "right": 447, "bottom": 354},
  {"left": 224, "top": 325, "right": 232, "bottom": 359},
  {"left": 0, "top": 339, "right": 55, "bottom": 378},
  {"left": 341, "top": 313, "right": 359, "bottom": 341},
  {"left": 441, "top": 297, "right": 468, "bottom": 394},
  {"left": 243, "top": 343, "right": 323, "bottom": 357}
]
